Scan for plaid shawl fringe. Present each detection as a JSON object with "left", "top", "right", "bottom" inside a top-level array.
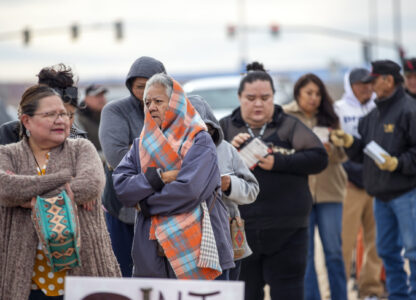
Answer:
[{"left": 140, "top": 79, "right": 221, "bottom": 279}]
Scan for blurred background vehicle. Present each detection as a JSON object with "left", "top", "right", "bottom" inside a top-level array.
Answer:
[{"left": 183, "top": 75, "right": 294, "bottom": 120}]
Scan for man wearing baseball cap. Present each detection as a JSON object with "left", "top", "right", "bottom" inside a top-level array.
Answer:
[
  {"left": 77, "top": 84, "right": 108, "bottom": 155},
  {"left": 403, "top": 57, "right": 416, "bottom": 99},
  {"left": 334, "top": 68, "right": 384, "bottom": 300},
  {"left": 330, "top": 59, "right": 416, "bottom": 299}
]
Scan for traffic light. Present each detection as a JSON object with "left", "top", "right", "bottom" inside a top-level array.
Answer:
[
  {"left": 23, "top": 28, "right": 30, "bottom": 46},
  {"left": 227, "top": 24, "right": 236, "bottom": 38},
  {"left": 71, "top": 24, "right": 79, "bottom": 41},
  {"left": 270, "top": 23, "right": 280, "bottom": 37},
  {"left": 115, "top": 21, "right": 123, "bottom": 41}
]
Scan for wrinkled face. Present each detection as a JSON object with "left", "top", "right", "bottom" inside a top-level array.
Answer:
[
  {"left": 372, "top": 75, "right": 394, "bottom": 99},
  {"left": 297, "top": 81, "right": 321, "bottom": 116},
  {"left": 351, "top": 82, "right": 373, "bottom": 104},
  {"left": 131, "top": 77, "right": 148, "bottom": 102},
  {"left": 64, "top": 103, "right": 76, "bottom": 128},
  {"left": 144, "top": 83, "right": 170, "bottom": 128},
  {"left": 85, "top": 93, "right": 106, "bottom": 112},
  {"left": 405, "top": 73, "right": 416, "bottom": 94},
  {"left": 239, "top": 80, "right": 275, "bottom": 127},
  {"left": 22, "top": 95, "right": 70, "bottom": 148}
]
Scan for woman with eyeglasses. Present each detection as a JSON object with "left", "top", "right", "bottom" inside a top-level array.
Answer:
[
  {"left": 0, "top": 85, "right": 121, "bottom": 300},
  {"left": 0, "top": 63, "right": 86, "bottom": 145}
]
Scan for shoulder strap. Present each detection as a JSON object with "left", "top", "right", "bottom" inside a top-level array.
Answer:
[{"left": 208, "top": 188, "right": 219, "bottom": 213}]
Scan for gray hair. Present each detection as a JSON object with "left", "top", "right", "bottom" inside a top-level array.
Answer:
[{"left": 143, "top": 73, "right": 173, "bottom": 101}]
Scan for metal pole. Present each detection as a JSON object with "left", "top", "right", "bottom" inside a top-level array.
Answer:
[
  {"left": 370, "top": 0, "right": 378, "bottom": 59},
  {"left": 238, "top": 0, "right": 247, "bottom": 71},
  {"left": 393, "top": 0, "right": 402, "bottom": 60}
]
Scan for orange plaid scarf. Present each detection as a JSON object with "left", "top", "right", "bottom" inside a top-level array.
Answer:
[{"left": 139, "top": 79, "right": 221, "bottom": 279}]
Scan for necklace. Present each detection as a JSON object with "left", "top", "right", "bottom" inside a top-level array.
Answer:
[
  {"left": 30, "top": 149, "right": 50, "bottom": 176},
  {"left": 245, "top": 122, "right": 267, "bottom": 140}
]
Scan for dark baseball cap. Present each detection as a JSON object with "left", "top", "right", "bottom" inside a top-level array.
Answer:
[
  {"left": 403, "top": 58, "right": 416, "bottom": 73},
  {"left": 86, "top": 84, "right": 108, "bottom": 96},
  {"left": 362, "top": 60, "right": 402, "bottom": 83},
  {"left": 349, "top": 68, "right": 370, "bottom": 85}
]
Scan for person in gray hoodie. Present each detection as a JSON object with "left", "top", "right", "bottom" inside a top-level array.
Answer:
[
  {"left": 98, "top": 56, "right": 166, "bottom": 277},
  {"left": 189, "top": 95, "right": 259, "bottom": 280}
]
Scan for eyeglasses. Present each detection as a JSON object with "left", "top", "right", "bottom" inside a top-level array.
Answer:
[{"left": 32, "top": 111, "right": 74, "bottom": 121}]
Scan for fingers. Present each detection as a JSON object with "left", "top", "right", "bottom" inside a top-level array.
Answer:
[
  {"left": 31, "top": 197, "right": 37, "bottom": 208},
  {"left": 231, "top": 133, "right": 251, "bottom": 148}
]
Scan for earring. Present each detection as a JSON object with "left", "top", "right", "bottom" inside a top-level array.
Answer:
[{"left": 26, "top": 129, "right": 31, "bottom": 137}]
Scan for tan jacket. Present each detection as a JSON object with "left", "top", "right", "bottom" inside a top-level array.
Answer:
[
  {"left": 0, "top": 138, "right": 121, "bottom": 300},
  {"left": 283, "top": 101, "right": 347, "bottom": 203}
]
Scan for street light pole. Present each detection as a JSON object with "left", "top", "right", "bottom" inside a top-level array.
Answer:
[
  {"left": 393, "top": 0, "right": 403, "bottom": 60},
  {"left": 238, "top": 0, "right": 247, "bottom": 72},
  {"left": 369, "top": 0, "right": 378, "bottom": 59}
]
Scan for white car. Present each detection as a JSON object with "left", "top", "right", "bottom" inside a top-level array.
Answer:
[{"left": 183, "top": 75, "right": 293, "bottom": 120}]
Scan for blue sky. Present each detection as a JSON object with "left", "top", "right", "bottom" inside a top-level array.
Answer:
[{"left": 0, "top": 0, "right": 415, "bottom": 83}]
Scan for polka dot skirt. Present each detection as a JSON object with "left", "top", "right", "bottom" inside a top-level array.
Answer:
[{"left": 31, "top": 249, "right": 66, "bottom": 296}]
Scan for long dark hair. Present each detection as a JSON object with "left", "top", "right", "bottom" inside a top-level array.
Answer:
[
  {"left": 238, "top": 62, "right": 275, "bottom": 95},
  {"left": 293, "top": 73, "right": 339, "bottom": 129}
]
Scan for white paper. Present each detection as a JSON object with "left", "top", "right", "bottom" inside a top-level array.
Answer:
[
  {"left": 364, "top": 140, "right": 390, "bottom": 164},
  {"left": 312, "top": 126, "right": 330, "bottom": 143},
  {"left": 65, "top": 276, "right": 244, "bottom": 300},
  {"left": 238, "top": 137, "right": 270, "bottom": 168}
]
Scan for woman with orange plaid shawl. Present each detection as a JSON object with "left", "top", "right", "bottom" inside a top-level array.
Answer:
[{"left": 113, "top": 73, "right": 234, "bottom": 279}]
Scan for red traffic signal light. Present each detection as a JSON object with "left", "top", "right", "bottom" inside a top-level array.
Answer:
[
  {"left": 227, "top": 24, "right": 236, "bottom": 38},
  {"left": 270, "top": 23, "right": 280, "bottom": 37}
]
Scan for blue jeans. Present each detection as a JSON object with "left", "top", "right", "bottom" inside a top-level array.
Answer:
[
  {"left": 105, "top": 212, "right": 134, "bottom": 277},
  {"left": 304, "top": 203, "right": 347, "bottom": 300},
  {"left": 374, "top": 188, "right": 416, "bottom": 300}
]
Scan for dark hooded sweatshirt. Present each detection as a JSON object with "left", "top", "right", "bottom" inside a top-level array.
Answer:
[
  {"left": 220, "top": 105, "right": 328, "bottom": 229},
  {"left": 98, "top": 56, "right": 166, "bottom": 223}
]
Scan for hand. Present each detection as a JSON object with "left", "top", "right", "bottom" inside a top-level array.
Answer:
[
  {"left": 82, "top": 200, "right": 95, "bottom": 211},
  {"left": 330, "top": 129, "right": 354, "bottom": 148},
  {"left": 221, "top": 175, "right": 231, "bottom": 192},
  {"left": 231, "top": 133, "right": 251, "bottom": 148},
  {"left": 255, "top": 154, "right": 274, "bottom": 170},
  {"left": 65, "top": 183, "right": 74, "bottom": 202},
  {"left": 20, "top": 197, "right": 36, "bottom": 209},
  {"left": 161, "top": 170, "right": 179, "bottom": 184},
  {"left": 376, "top": 154, "right": 398, "bottom": 172},
  {"left": 323, "top": 142, "right": 333, "bottom": 154}
]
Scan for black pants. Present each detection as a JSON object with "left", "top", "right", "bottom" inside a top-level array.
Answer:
[
  {"left": 28, "top": 290, "right": 63, "bottom": 300},
  {"left": 240, "top": 227, "right": 308, "bottom": 300}
]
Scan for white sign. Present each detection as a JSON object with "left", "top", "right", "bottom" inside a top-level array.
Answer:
[{"left": 65, "top": 276, "right": 244, "bottom": 300}]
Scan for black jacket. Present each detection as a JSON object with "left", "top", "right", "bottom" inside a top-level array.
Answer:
[
  {"left": 220, "top": 105, "right": 328, "bottom": 230},
  {"left": 347, "top": 86, "right": 416, "bottom": 201}
]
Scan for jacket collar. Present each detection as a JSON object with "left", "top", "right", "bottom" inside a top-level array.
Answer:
[
  {"left": 230, "top": 104, "right": 283, "bottom": 128},
  {"left": 374, "top": 86, "right": 405, "bottom": 110}
]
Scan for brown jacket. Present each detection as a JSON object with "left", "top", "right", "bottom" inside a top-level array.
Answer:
[
  {"left": 283, "top": 101, "right": 347, "bottom": 203},
  {"left": 0, "top": 138, "right": 121, "bottom": 300}
]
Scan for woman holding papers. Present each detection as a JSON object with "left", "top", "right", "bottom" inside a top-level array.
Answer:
[
  {"left": 284, "top": 73, "right": 348, "bottom": 300},
  {"left": 219, "top": 62, "right": 328, "bottom": 300}
]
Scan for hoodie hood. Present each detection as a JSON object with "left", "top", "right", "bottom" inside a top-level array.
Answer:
[
  {"left": 188, "top": 94, "right": 224, "bottom": 146},
  {"left": 125, "top": 56, "right": 166, "bottom": 97},
  {"left": 340, "top": 70, "right": 376, "bottom": 110}
]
